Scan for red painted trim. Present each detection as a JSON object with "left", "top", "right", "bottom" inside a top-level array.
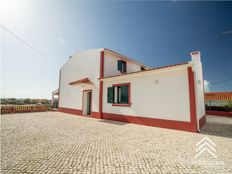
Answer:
[
  {"left": 91, "top": 111, "right": 101, "bottom": 118},
  {"left": 112, "top": 82, "right": 130, "bottom": 87},
  {"left": 59, "top": 107, "right": 82, "bottom": 115},
  {"left": 199, "top": 115, "right": 206, "bottom": 129},
  {"left": 59, "top": 107, "right": 100, "bottom": 119},
  {"left": 206, "top": 111, "right": 232, "bottom": 117},
  {"left": 100, "top": 51, "right": 104, "bottom": 78},
  {"left": 112, "top": 103, "right": 131, "bottom": 107},
  {"left": 112, "top": 82, "right": 131, "bottom": 107},
  {"left": 99, "top": 51, "right": 104, "bottom": 119},
  {"left": 102, "top": 112, "right": 195, "bottom": 132},
  {"left": 82, "top": 90, "right": 92, "bottom": 116},
  {"left": 187, "top": 67, "right": 198, "bottom": 132},
  {"left": 58, "top": 70, "right": 61, "bottom": 108},
  {"left": 60, "top": 107, "right": 197, "bottom": 132}
]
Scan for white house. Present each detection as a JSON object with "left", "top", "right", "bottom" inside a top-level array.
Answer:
[{"left": 55, "top": 48, "right": 205, "bottom": 132}]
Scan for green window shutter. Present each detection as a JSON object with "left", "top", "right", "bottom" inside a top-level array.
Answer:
[
  {"left": 120, "top": 86, "right": 128, "bottom": 103},
  {"left": 122, "top": 62, "right": 126, "bottom": 73},
  {"left": 118, "top": 60, "right": 122, "bottom": 71},
  {"left": 107, "top": 87, "right": 114, "bottom": 103}
]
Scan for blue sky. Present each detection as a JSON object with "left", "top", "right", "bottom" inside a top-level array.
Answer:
[{"left": 1, "top": 0, "right": 232, "bottom": 99}]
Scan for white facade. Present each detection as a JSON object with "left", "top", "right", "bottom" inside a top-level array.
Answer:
[
  {"left": 104, "top": 51, "right": 142, "bottom": 77},
  {"left": 58, "top": 48, "right": 205, "bottom": 132},
  {"left": 59, "top": 49, "right": 101, "bottom": 112},
  {"left": 103, "top": 66, "right": 191, "bottom": 122}
]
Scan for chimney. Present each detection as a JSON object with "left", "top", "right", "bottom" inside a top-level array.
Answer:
[
  {"left": 189, "top": 50, "right": 204, "bottom": 133},
  {"left": 190, "top": 51, "right": 201, "bottom": 64}
]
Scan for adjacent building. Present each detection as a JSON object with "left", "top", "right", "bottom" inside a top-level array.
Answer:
[{"left": 205, "top": 92, "right": 232, "bottom": 106}]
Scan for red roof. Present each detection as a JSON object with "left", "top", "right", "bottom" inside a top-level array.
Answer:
[
  {"left": 100, "top": 62, "right": 189, "bottom": 80},
  {"left": 69, "top": 78, "right": 93, "bottom": 85},
  {"left": 205, "top": 92, "right": 232, "bottom": 101}
]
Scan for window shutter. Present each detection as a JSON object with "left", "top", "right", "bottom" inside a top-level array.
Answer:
[
  {"left": 122, "top": 62, "right": 126, "bottom": 73},
  {"left": 118, "top": 60, "right": 122, "bottom": 71},
  {"left": 107, "top": 87, "right": 114, "bottom": 103},
  {"left": 121, "top": 86, "right": 128, "bottom": 103}
]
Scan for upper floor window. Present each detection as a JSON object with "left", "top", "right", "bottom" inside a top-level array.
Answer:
[{"left": 118, "top": 60, "right": 127, "bottom": 73}]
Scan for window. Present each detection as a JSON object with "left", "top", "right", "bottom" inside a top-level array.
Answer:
[
  {"left": 141, "top": 66, "right": 145, "bottom": 71},
  {"left": 118, "top": 60, "right": 127, "bottom": 73},
  {"left": 107, "top": 87, "right": 114, "bottom": 103},
  {"left": 107, "top": 83, "right": 131, "bottom": 106},
  {"left": 117, "top": 86, "right": 129, "bottom": 104}
]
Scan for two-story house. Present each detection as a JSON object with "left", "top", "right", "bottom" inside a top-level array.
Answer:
[{"left": 54, "top": 48, "right": 205, "bottom": 132}]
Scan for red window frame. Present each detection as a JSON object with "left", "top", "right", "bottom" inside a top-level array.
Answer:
[{"left": 112, "top": 83, "right": 131, "bottom": 107}]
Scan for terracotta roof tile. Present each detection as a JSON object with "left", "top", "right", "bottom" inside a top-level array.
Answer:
[{"left": 205, "top": 92, "right": 232, "bottom": 101}]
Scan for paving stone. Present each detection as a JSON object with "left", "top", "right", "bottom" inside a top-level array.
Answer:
[{"left": 1, "top": 112, "right": 232, "bottom": 174}]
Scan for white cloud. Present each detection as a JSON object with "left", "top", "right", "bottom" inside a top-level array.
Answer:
[
  {"left": 58, "top": 37, "right": 65, "bottom": 44},
  {"left": 204, "top": 80, "right": 210, "bottom": 92},
  {"left": 221, "top": 30, "right": 232, "bottom": 34}
]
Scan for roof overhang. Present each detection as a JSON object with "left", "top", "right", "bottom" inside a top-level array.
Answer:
[
  {"left": 52, "top": 89, "right": 59, "bottom": 95},
  {"left": 69, "top": 78, "right": 93, "bottom": 86}
]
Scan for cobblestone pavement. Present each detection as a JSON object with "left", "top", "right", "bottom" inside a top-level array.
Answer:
[{"left": 1, "top": 112, "right": 232, "bottom": 174}]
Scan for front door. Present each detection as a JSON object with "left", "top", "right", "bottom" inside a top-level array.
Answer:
[{"left": 83, "top": 90, "right": 92, "bottom": 115}]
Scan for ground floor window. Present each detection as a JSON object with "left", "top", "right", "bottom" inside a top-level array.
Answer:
[{"left": 107, "top": 83, "right": 131, "bottom": 106}]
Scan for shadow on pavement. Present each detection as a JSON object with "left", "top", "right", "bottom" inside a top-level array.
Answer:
[
  {"left": 98, "top": 119, "right": 128, "bottom": 125},
  {"left": 200, "top": 115, "right": 232, "bottom": 138}
]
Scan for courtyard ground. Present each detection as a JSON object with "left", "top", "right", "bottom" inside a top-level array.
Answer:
[{"left": 1, "top": 112, "right": 232, "bottom": 174}]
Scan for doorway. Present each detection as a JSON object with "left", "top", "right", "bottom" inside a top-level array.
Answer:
[{"left": 82, "top": 90, "right": 92, "bottom": 115}]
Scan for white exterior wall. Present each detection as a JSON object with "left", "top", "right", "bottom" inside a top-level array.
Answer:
[
  {"left": 102, "top": 67, "right": 191, "bottom": 122},
  {"left": 59, "top": 49, "right": 101, "bottom": 112},
  {"left": 191, "top": 52, "right": 205, "bottom": 122},
  {"left": 58, "top": 48, "right": 205, "bottom": 130},
  {"left": 104, "top": 52, "right": 141, "bottom": 77}
]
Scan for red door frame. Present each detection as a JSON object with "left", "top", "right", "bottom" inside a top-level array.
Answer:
[{"left": 82, "top": 90, "right": 92, "bottom": 116}]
